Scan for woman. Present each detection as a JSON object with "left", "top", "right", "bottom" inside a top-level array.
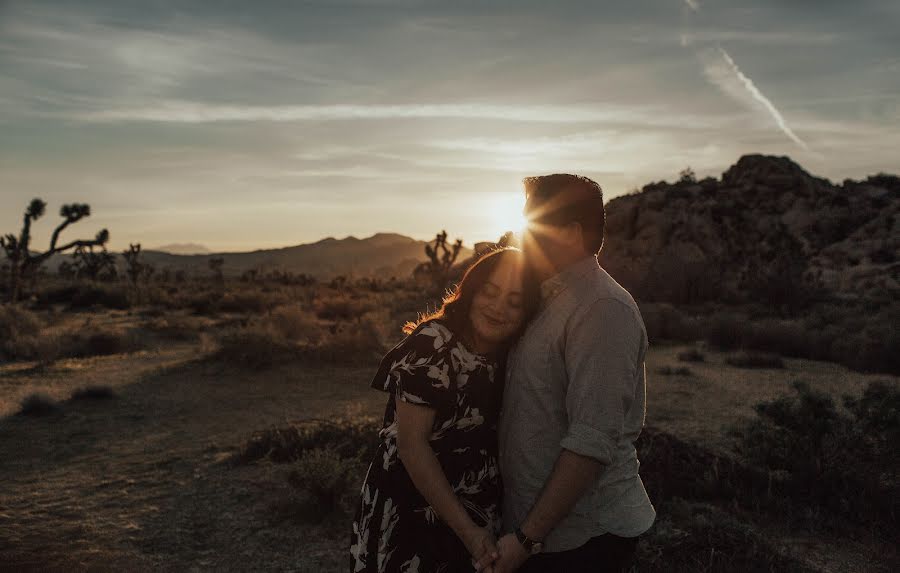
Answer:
[{"left": 350, "top": 248, "right": 538, "bottom": 572}]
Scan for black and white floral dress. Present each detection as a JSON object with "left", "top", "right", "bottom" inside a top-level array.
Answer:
[{"left": 350, "top": 320, "right": 503, "bottom": 573}]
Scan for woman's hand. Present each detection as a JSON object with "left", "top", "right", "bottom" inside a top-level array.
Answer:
[{"left": 463, "top": 525, "right": 499, "bottom": 572}]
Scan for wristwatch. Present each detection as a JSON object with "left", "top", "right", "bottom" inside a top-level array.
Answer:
[{"left": 514, "top": 527, "right": 544, "bottom": 555}]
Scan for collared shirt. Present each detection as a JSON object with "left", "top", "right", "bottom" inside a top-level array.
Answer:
[{"left": 498, "top": 255, "right": 656, "bottom": 552}]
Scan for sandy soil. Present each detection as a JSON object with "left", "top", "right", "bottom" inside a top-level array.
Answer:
[{"left": 1, "top": 339, "right": 896, "bottom": 572}]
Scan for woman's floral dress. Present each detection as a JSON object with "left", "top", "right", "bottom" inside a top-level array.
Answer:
[{"left": 350, "top": 320, "right": 504, "bottom": 573}]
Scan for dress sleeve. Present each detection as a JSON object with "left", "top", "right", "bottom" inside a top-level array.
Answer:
[{"left": 371, "top": 321, "right": 457, "bottom": 411}]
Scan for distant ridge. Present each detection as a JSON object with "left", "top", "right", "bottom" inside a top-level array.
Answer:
[
  {"left": 152, "top": 243, "right": 211, "bottom": 255},
  {"left": 125, "top": 233, "right": 470, "bottom": 279}
]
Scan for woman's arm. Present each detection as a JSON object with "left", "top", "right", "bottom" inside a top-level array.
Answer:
[{"left": 395, "top": 396, "right": 498, "bottom": 565}]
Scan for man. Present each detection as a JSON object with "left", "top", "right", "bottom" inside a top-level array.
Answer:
[{"left": 482, "top": 174, "right": 655, "bottom": 573}]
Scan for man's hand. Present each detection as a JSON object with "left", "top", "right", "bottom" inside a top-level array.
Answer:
[{"left": 489, "top": 533, "right": 530, "bottom": 573}]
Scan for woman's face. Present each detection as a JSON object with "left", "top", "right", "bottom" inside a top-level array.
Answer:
[{"left": 469, "top": 254, "right": 526, "bottom": 348}]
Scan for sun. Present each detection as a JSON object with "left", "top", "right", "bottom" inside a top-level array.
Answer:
[{"left": 489, "top": 191, "right": 529, "bottom": 241}]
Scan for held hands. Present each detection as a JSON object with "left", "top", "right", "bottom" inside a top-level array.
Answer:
[
  {"left": 463, "top": 526, "right": 500, "bottom": 573},
  {"left": 473, "top": 533, "right": 529, "bottom": 573}
]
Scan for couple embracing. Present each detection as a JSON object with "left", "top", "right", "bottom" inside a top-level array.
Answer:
[{"left": 350, "top": 174, "right": 655, "bottom": 573}]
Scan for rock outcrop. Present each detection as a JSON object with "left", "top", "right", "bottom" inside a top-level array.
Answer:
[{"left": 599, "top": 155, "right": 899, "bottom": 305}]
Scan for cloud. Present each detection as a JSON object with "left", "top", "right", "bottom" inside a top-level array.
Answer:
[
  {"left": 683, "top": 0, "right": 700, "bottom": 13},
  {"left": 702, "top": 47, "right": 811, "bottom": 151},
  {"left": 74, "top": 101, "right": 725, "bottom": 127}
]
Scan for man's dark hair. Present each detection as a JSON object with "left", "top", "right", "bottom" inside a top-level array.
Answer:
[{"left": 523, "top": 173, "right": 605, "bottom": 255}]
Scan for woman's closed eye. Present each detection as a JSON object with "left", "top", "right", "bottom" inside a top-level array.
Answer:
[{"left": 482, "top": 284, "right": 501, "bottom": 297}]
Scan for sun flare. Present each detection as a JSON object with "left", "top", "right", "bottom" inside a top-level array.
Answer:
[{"left": 489, "top": 191, "right": 529, "bottom": 241}]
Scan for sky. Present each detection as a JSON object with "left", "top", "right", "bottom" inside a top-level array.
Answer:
[{"left": 1, "top": 0, "right": 899, "bottom": 252}]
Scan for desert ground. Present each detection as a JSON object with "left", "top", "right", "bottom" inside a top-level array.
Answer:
[{"left": 2, "top": 301, "right": 896, "bottom": 572}]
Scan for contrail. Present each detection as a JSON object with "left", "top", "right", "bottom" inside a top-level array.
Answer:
[{"left": 708, "top": 47, "right": 810, "bottom": 151}]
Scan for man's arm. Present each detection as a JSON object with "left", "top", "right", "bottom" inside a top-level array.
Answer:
[{"left": 518, "top": 449, "right": 603, "bottom": 540}]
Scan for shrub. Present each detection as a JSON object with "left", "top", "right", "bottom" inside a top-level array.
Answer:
[
  {"left": 741, "top": 319, "right": 808, "bottom": 358},
  {"left": 656, "top": 365, "right": 693, "bottom": 376},
  {"left": 640, "top": 303, "right": 701, "bottom": 343},
  {"left": 730, "top": 380, "right": 900, "bottom": 525},
  {"left": 70, "top": 385, "right": 115, "bottom": 400},
  {"left": 219, "top": 291, "right": 285, "bottom": 314},
  {"left": 18, "top": 393, "right": 60, "bottom": 416},
  {"left": 314, "top": 296, "right": 375, "bottom": 321},
  {"left": 0, "top": 305, "right": 44, "bottom": 361},
  {"left": 310, "top": 318, "right": 385, "bottom": 365},
  {"left": 142, "top": 315, "right": 204, "bottom": 341},
  {"left": 725, "top": 351, "right": 785, "bottom": 369},
  {"left": 68, "top": 328, "right": 145, "bottom": 358},
  {"left": 232, "top": 418, "right": 378, "bottom": 466},
  {"left": 676, "top": 348, "right": 705, "bottom": 362},
  {"left": 213, "top": 324, "right": 298, "bottom": 368},
  {"left": 270, "top": 306, "right": 323, "bottom": 344},
  {"left": 703, "top": 312, "right": 745, "bottom": 351},
  {"left": 636, "top": 500, "right": 814, "bottom": 573},
  {"left": 286, "top": 449, "right": 360, "bottom": 515},
  {"left": 65, "top": 284, "right": 131, "bottom": 310}
]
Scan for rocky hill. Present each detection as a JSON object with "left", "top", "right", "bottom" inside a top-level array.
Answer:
[{"left": 598, "top": 155, "right": 899, "bottom": 306}]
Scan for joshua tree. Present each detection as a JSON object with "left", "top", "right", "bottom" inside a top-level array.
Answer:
[
  {"left": 73, "top": 244, "right": 117, "bottom": 281},
  {"left": 123, "top": 243, "right": 155, "bottom": 285},
  {"left": 414, "top": 230, "right": 463, "bottom": 287},
  {"left": 0, "top": 199, "right": 109, "bottom": 302},
  {"left": 208, "top": 257, "right": 224, "bottom": 283}
]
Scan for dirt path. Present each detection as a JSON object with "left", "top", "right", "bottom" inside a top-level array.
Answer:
[{"left": 0, "top": 352, "right": 385, "bottom": 572}]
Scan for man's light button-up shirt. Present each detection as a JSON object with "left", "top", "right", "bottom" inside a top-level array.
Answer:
[{"left": 498, "top": 255, "right": 656, "bottom": 552}]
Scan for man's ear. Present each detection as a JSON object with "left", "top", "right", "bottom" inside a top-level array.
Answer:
[{"left": 561, "top": 222, "right": 584, "bottom": 250}]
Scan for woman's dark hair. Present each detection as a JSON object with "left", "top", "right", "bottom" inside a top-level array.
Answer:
[
  {"left": 523, "top": 173, "right": 605, "bottom": 255},
  {"left": 403, "top": 247, "right": 540, "bottom": 343}
]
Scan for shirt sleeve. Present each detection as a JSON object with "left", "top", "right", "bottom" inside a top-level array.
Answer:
[
  {"left": 560, "top": 298, "right": 645, "bottom": 465},
  {"left": 380, "top": 322, "right": 456, "bottom": 412}
]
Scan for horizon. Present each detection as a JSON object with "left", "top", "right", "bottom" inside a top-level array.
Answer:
[{"left": 2, "top": 0, "right": 899, "bottom": 251}]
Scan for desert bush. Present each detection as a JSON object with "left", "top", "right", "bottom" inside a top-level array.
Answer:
[
  {"left": 70, "top": 385, "right": 115, "bottom": 401},
  {"left": 656, "top": 365, "right": 693, "bottom": 376},
  {"left": 219, "top": 291, "right": 286, "bottom": 314},
  {"left": 703, "top": 312, "right": 746, "bottom": 351},
  {"left": 232, "top": 418, "right": 378, "bottom": 466},
  {"left": 213, "top": 323, "right": 298, "bottom": 368},
  {"left": 70, "top": 328, "right": 146, "bottom": 358},
  {"left": 38, "top": 283, "right": 131, "bottom": 310},
  {"left": 676, "top": 348, "right": 705, "bottom": 362},
  {"left": 286, "top": 448, "right": 360, "bottom": 515},
  {"left": 725, "top": 351, "right": 785, "bottom": 369},
  {"left": 310, "top": 318, "right": 385, "bottom": 365},
  {"left": 270, "top": 306, "right": 323, "bottom": 344},
  {"left": 0, "top": 304, "right": 41, "bottom": 338},
  {"left": 234, "top": 418, "right": 380, "bottom": 519},
  {"left": 142, "top": 315, "right": 204, "bottom": 341},
  {"left": 636, "top": 500, "right": 814, "bottom": 573},
  {"left": 0, "top": 305, "right": 44, "bottom": 361},
  {"left": 185, "top": 291, "right": 223, "bottom": 316},
  {"left": 741, "top": 319, "right": 808, "bottom": 358},
  {"left": 730, "top": 380, "right": 900, "bottom": 526},
  {"left": 314, "top": 296, "right": 375, "bottom": 321},
  {"left": 18, "top": 393, "right": 61, "bottom": 416},
  {"left": 639, "top": 303, "right": 701, "bottom": 343}
]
